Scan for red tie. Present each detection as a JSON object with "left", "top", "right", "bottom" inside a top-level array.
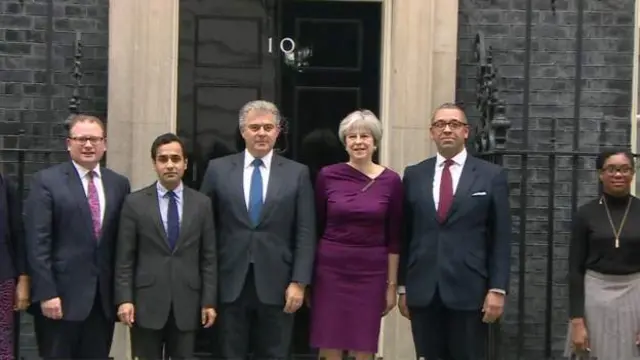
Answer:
[{"left": 437, "top": 159, "right": 454, "bottom": 222}]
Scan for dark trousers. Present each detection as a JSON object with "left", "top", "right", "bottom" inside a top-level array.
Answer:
[
  {"left": 34, "top": 294, "right": 114, "bottom": 360},
  {"left": 409, "top": 287, "right": 487, "bottom": 360},
  {"left": 218, "top": 265, "right": 294, "bottom": 360},
  {"left": 131, "top": 308, "right": 195, "bottom": 360}
]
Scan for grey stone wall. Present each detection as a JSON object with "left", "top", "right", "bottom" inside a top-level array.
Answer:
[
  {"left": 0, "top": 0, "right": 109, "bottom": 357},
  {"left": 456, "top": 0, "right": 634, "bottom": 358}
]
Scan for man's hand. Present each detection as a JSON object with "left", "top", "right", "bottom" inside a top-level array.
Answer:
[
  {"left": 482, "top": 291, "right": 505, "bottom": 323},
  {"left": 117, "top": 302, "right": 135, "bottom": 327},
  {"left": 398, "top": 294, "right": 410, "bottom": 319},
  {"left": 201, "top": 307, "right": 216, "bottom": 328},
  {"left": 284, "top": 282, "right": 305, "bottom": 314},
  {"left": 14, "top": 275, "right": 30, "bottom": 311},
  {"left": 41, "top": 297, "right": 62, "bottom": 319}
]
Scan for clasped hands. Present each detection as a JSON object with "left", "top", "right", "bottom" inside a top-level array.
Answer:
[{"left": 116, "top": 303, "right": 217, "bottom": 328}]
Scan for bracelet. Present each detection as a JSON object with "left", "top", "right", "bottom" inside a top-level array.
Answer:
[{"left": 387, "top": 281, "right": 397, "bottom": 286}]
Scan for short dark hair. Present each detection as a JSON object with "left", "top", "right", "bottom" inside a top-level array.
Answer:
[
  {"left": 430, "top": 102, "right": 467, "bottom": 123},
  {"left": 595, "top": 148, "right": 635, "bottom": 170},
  {"left": 150, "top": 133, "right": 186, "bottom": 160}
]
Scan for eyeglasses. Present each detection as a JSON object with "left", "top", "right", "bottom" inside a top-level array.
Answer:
[
  {"left": 69, "top": 136, "right": 104, "bottom": 145},
  {"left": 431, "top": 120, "right": 468, "bottom": 131},
  {"left": 601, "top": 165, "right": 634, "bottom": 175}
]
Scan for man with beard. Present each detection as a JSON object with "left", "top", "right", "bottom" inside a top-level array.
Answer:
[
  {"left": 114, "top": 133, "right": 217, "bottom": 359},
  {"left": 24, "top": 114, "right": 131, "bottom": 359},
  {"left": 398, "top": 103, "right": 511, "bottom": 360},
  {"left": 200, "top": 100, "right": 316, "bottom": 360}
]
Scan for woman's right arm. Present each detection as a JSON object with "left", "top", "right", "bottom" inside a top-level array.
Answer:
[
  {"left": 568, "top": 207, "right": 589, "bottom": 323},
  {"left": 314, "top": 168, "right": 328, "bottom": 238}
]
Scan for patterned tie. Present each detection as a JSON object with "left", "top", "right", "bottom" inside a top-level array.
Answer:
[
  {"left": 167, "top": 191, "right": 180, "bottom": 250},
  {"left": 437, "top": 159, "right": 454, "bottom": 223},
  {"left": 87, "top": 171, "right": 101, "bottom": 240},
  {"left": 248, "top": 158, "right": 264, "bottom": 225}
]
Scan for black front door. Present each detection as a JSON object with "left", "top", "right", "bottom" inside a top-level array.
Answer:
[
  {"left": 177, "top": 0, "right": 382, "bottom": 358},
  {"left": 281, "top": 0, "right": 382, "bottom": 166},
  {"left": 178, "top": 0, "right": 279, "bottom": 190}
]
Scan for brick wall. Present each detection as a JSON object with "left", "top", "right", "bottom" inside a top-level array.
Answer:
[
  {"left": 456, "top": 0, "right": 634, "bottom": 358},
  {"left": 0, "top": 0, "right": 109, "bottom": 357}
]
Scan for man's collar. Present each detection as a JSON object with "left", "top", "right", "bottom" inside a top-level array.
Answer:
[
  {"left": 436, "top": 148, "right": 467, "bottom": 167},
  {"left": 156, "top": 181, "right": 184, "bottom": 198},
  {"left": 244, "top": 149, "right": 273, "bottom": 168},
  {"left": 72, "top": 161, "right": 101, "bottom": 178}
]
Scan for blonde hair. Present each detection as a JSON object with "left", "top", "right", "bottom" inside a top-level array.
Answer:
[{"left": 65, "top": 114, "right": 105, "bottom": 137}]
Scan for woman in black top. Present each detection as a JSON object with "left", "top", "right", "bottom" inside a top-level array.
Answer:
[{"left": 565, "top": 149, "right": 640, "bottom": 359}]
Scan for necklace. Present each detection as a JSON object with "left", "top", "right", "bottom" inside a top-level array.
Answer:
[{"left": 602, "top": 195, "right": 633, "bottom": 248}]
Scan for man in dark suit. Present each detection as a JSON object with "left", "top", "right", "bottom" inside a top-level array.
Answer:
[
  {"left": 24, "top": 114, "right": 131, "bottom": 359},
  {"left": 200, "top": 100, "right": 316, "bottom": 360},
  {"left": 114, "top": 133, "right": 217, "bottom": 359},
  {"left": 398, "top": 103, "right": 511, "bottom": 360}
]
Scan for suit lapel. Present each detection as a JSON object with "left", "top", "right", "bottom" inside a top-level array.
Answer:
[
  {"left": 229, "top": 153, "right": 252, "bottom": 226},
  {"left": 446, "top": 157, "right": 478, "bottom": 223},
  {"left": 258, "top": 155, "right": 284, "bottom": 225},
  {"left": 100, "top": 169, "right": 116, "bottom": 236},
  {"left": 174, "top": 188, "right": 196, "bottom": 251},
  {"left": 145, "top": 185, "right": 170, "bottom": 250},
  {"left": 64, "top": 162, "right": 95, "bottom": 240},
  {"left": 423, "top": 159, "right": 437, "bottom": 221}
]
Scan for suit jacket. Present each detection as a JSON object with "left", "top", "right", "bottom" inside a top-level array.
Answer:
[
  {"left": 399, "top": 155, "right": 511, "bottom": 310},
  {"left": 113, "top": 184, "right": 217, "bottom": 331},
  {"left": 200, "top": 152, "right": 316, "bottom": 305},
  {"left": 24, "top": 161, "right": 131, "bottom": 321},
  {"left": 0, "top": 174, "right": 26, "bottom": 282}
]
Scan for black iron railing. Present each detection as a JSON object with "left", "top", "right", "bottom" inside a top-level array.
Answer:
[{"left": 473, "top": 16, "right": 634, "bottom": 357}]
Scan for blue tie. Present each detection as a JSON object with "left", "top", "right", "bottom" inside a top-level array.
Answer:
[
  {"left": 167, "top": 191, "right": 179, "bottom": 250},
  {"left": 248, "top": 158, "right": 264, "bottom": 225}
]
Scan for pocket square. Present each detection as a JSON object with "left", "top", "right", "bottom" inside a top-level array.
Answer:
[{"left": 471, "top": 192, "right": 487, "bottom": 196}]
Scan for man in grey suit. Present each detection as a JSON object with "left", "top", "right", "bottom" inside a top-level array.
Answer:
[
  {"left": 200, "top": 100, "right": 316, "bottom": 360},
  {"left": 114, "top": 133, "right": 217, "bottom": 359}
]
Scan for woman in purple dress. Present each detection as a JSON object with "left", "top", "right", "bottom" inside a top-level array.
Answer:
[{"left": 309, "top": 110, "right": 403, "bottom": 360}]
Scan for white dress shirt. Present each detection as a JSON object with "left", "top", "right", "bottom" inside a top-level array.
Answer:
[
  {"left": 72, "top": 161, "right": 106, "bottom": 224},
  {"left": 243, "top": 149, "right": 273, "bottom": 209}
]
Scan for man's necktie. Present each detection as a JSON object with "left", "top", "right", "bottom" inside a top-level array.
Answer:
[
  {"left": 87, "top": 171, "right": 101, "bottom": 240},
  {"left": 248, "top": 158, "right": 264, "bottom": 225},
  {"left": 437, "top": 159, "right": 454, "bottom": 223},
  {"left": 167, "top": 191, "right": 180, "bottom": 250}
]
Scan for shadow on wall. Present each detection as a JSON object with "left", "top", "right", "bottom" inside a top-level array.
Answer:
[{"left": 299, "top": 128, "right": 347, "bottom": 183}]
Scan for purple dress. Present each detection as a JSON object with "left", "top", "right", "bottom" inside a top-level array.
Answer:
[{"left": 309, "top": 163, "right": 403, "bottom": 353}]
